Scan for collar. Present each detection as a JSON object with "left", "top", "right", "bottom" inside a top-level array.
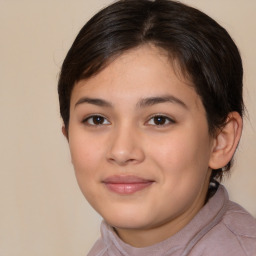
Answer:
[{"left": 100, "top": 185, "right": 229, "bottom": 256}]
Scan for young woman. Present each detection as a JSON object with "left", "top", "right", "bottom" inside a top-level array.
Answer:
[{"left": 58, "top": 0, "right": 256, "bottom": 255}]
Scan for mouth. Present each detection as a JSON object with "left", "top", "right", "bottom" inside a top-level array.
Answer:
[{"left": 102, "top": 175, "right": 154, "bottom": 195}]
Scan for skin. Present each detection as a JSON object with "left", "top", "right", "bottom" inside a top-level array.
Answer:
[{"left": 66, "top": 45, "right": 231, "bottom": 247}]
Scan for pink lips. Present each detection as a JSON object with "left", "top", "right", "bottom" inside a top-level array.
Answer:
[{"left": 103, "top": 175, "right": 154, "bottom": 195}]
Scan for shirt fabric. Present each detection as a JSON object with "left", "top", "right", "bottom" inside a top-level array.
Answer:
[{"left": 87, "top": 185, "right": 256, "bottom": 256}]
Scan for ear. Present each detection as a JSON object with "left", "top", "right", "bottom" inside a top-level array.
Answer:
[
  {"left": 62, "top": 125, "right": 69, "bottom": 140},
  {"left": 209, "top": 112, "right": 243, "bottom": 170}
]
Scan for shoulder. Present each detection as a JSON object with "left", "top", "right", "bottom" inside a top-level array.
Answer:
[
  {"left": 190, "top": 185, "right": 256, "bottom": 256},
  {"left": 87, "top": 238, "right": 108, "bottom": 256},
  {"left": 223, "top": 200, "right": 256, "bottom": 237},
  {"left": 198, "top": 200, "right": 256, "bottom": 256},
  {"left": 220, "top": 200, "right": 256, "bottom": 254}
]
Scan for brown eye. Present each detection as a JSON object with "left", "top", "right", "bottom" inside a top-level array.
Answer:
[
  {"left": 84, "top": 115, "right": 110, "bottom": 126},
  {"left": 92, "top": 116, "right": 105, "bottom": 124},
  {"left": 147, "top": 115, "right": 175, "bottom": 126},
  {"left": 153, "top": 116, "right": 167, "bottom": 125}
]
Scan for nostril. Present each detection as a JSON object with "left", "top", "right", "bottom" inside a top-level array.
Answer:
[
  {"left": 108, "top": 156, "right": 135, "bottom": 166},
  {"left": 107, "top": 151, "right": 145, "bottom": 166}
]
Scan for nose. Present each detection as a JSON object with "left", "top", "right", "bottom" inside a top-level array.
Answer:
[{"left": 106, "top": 124, "right": 145, "bottom": 166}]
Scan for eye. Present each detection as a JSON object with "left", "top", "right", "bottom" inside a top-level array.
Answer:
[
  {"left": 147, "top": 115, "right": 175, "bottom": 126},
  {"left": 83, "top": 115, "right": 110, "bottom": 126}
]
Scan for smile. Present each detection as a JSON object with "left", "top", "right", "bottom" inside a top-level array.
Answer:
[{"left": 102, "top": 175, "right": 154, "bottom": 195}]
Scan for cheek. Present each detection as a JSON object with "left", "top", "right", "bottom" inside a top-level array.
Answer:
[
  {"left": 68, "top": 129, "right": 105, "bottom": 183},
  {"left": 148, "top": 127, "right": 211, "bottom": 178},
  {"left": 68, "top": 134, "right": 105, "bottom": 204}
]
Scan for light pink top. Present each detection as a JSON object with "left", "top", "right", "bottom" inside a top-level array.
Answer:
[{"left": 87, "top": 185, "right": 256, "bottom": 256}]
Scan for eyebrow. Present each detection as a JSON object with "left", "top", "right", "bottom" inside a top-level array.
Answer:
[
  {"left": 75, "top": 97, "right": 112, "bottom": 108},
  {"left": 137, "top": 95, "right": 187, "bottom": 109},
  {"left": 74, "top": 95, "right": 187, "bottom": 109}
]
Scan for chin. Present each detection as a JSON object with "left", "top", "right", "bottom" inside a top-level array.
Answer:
[
  {"left": 101, "top": 207, "right": 154, "bottom": 230},
  {"left": 107, "top": 219, "right": 150, "bottom": 230}
]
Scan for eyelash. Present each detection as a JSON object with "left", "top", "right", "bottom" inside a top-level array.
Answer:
[
  {"left": 82, "top": 114, "right": 175, "bottom": 127},
  {"left": 146, "top": 114, "right": 175, "bottom": 126},
  {"left": 82, "top": 115, "right": 110, "bottom": 126}
]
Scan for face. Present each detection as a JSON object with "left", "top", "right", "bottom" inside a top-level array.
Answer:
[{"left": 67, "top": 45, "right": 215, "bottom": 246}]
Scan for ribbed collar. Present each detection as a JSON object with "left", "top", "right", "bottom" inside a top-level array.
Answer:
[{"left": 100, "top": 185, "right": 229, "bottom": 256}]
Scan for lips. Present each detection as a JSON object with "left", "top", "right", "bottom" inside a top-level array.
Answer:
[{"left": 102, "top": 175, "right": 154, "bottom": 195}]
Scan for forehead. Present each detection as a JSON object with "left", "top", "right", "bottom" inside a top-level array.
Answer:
[{"left": 70, "top": 45, "right": 202, "bottom": 110}]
